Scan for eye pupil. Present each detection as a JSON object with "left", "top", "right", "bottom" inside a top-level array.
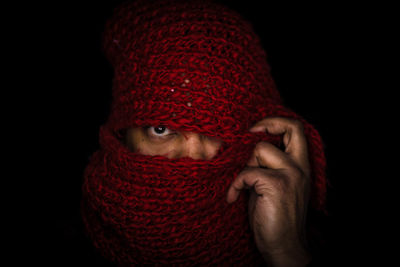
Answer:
[{"left": 154, "top": 126, "right": 166, "bottom": 134}]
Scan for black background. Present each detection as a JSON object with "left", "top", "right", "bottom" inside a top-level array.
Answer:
[{"left": 21, "top": 0, "right": 381, "bottom": 265}]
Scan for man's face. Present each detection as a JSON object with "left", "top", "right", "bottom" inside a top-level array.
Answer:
[{"left": 125, "top": 126, "right": 223, "bottom": 160}]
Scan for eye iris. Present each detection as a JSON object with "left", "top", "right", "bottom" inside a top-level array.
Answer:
[{"left": 154, "top": 126, "right": 166, "bottom": 134}]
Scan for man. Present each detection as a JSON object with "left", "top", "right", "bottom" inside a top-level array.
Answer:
[{"left": 81, "top": 0, "right": 327, "bottom": 266}]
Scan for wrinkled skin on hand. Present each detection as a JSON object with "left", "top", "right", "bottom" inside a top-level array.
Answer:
[{"left": 227, "top": 117, "right": 312, "bottom": 267}]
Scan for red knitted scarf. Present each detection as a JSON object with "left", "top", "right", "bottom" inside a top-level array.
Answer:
[{"left": 81, "top": 0, "right": 326, "bottom": 265}]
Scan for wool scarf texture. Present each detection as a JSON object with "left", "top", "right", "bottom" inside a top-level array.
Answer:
[{"left": 81, "top": 0, "right": 327, "bottom": 266}]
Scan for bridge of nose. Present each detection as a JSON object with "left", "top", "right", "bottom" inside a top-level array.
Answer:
[{"left": 181, "top": 132, "right": 208, "bottom": 160}]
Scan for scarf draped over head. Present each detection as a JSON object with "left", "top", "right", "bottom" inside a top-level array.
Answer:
[{"left": 81, "top": 0, "right": 327, "bottom": 265}]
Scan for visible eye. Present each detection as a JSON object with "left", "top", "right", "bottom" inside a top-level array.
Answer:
[{"left": 146, "top": 126, "right": 175, "bottom": 138}]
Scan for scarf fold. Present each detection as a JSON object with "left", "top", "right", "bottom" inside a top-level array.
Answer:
[
  {"left": 81, "top": 103, "right": 325, "bottom": 266},
  {"left": 82, "top": 124, "right": 274, "bottom": 265},
  {"left": 81, "top": 0, "right": 327, "bottom": 265}
]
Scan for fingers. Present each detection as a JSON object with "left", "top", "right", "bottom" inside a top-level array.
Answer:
[
  {"left": 226, "top": 167, "right": 278, "bottom": 203},
  {"left": 228, "top": 117, "right": 311, "bottom": 204},
  {"left": 247, "top": 141, "right": 295, "bottom": 170},
  {"left": 249, "top": 117, "right": 310, "bottom": 177}
]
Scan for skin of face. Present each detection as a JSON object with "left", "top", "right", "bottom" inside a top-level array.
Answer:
[{"left": 125, "top": 126, "right": 223, "bottom": 160}]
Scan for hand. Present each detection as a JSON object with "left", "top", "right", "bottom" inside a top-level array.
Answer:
[{"left": 226, "top": 117, "right": 312, "bottom": 267}]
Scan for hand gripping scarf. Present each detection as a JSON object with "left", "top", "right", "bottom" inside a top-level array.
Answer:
[{"left": 81, "top": 0, "right": 327, "bottom": 265}]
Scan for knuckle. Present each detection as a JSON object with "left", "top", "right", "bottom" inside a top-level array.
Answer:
[
  {"left": 268, "top": 173, "right": 290, "bottom": 194},
  {"left": 291, "top": 119, "right": 304, "bottom": 132}
]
